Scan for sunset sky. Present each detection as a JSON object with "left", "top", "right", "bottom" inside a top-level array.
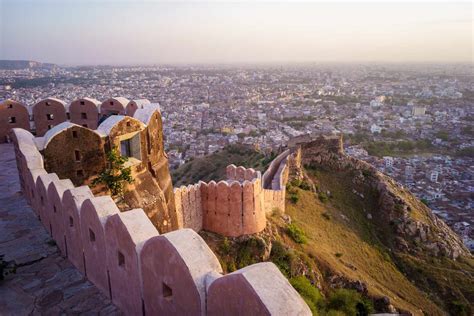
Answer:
[{"left": 0, "top": 0, "right": 472, "bottom": 65}]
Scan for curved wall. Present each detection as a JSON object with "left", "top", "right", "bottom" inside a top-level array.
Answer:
[{"left": 11, "top": 127, "right": 310, "bottom": 316}]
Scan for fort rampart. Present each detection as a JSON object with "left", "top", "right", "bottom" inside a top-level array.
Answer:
[
  {"left": 0, "top": 97, "right": 154, "bottom": 141},
  {"left": 11, "top": 127, "right": 311, "bottom": 315},
  {"left": 174, "top": 150, "right": 291, "bottom": 237}
]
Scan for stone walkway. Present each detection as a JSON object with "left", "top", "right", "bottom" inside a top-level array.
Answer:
[{"left": 0, "top": 143, "right": 120, "bottom": 315}]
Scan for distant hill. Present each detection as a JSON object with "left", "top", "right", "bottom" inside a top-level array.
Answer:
[{"left": 0, "top": 60, "right": 58, "bottom": 70}]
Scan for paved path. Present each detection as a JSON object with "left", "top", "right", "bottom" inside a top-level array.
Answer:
[{"left": 0, "top": 143, "right": 120, "bottom": 315}]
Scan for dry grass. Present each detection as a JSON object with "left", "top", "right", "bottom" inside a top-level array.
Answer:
[{"left": 285, "top": 183, "right": 444, "bottom": 315}]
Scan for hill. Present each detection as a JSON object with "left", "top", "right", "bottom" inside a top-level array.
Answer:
[
  {"left": 0, "top": 60, "right": 57, "bottom": 70},
  {"left": 176, "top": 139, "right": 473, "bottom": 315}
]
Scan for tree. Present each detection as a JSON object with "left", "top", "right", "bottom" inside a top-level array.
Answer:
[{"left": 92, "top": 148, "right": 134, "bottom": 197}]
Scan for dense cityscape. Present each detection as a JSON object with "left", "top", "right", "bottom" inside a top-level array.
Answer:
[{"left": 1, "top": 62, "right": 472, "bottom": 251}]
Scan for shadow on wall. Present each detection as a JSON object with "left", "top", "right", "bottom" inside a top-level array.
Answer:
[{"left": 10, "top": 127, "right": 311, "bottom": 316}]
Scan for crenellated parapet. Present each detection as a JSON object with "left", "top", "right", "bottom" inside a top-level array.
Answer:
[
  {"left": 0, "top": 96, "right": 161, "bottom": 139},
  {"left": 10, "top": 127, "right": 311, "bottom": 315},
  {"left": 175, "top": 159, "right": 291, "bottom": 237}
]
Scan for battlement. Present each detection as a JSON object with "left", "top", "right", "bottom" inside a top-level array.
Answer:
[
  {"left": 175, "top": 154, "right": 291, "bottom": 237},
  {"left": 0, "top": 97, "right": 158, "bottom": 141},
  {"left": 10, "top": 128, "right": 311, "bottom": 315},
  {"left": 5, "top": 97, "right": 175, "bottom": 233}
]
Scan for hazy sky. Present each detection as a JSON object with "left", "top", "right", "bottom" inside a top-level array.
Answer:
[{"left": 0, "top": 0, "right": 472, "bottom": 65}]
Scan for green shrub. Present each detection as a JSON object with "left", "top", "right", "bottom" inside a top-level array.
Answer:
[
  {"left": 92, "top": 148, "right": 134, "bottom": 196},
  {"left": 318, "top": 192, "right": 329, "bottom": 203},
  {"left": 287, "top": 223, "right": 307, "bottom": 244},
  {"left": 290, "top": 276, "right": 324, "bottom": 314},
  {"left": 270, "top": 241, "right": 296, "bottom": 277},
  {"left": 299, "top": 181, "right": 311, "bottom": 191},
  {"left": 327, "top": 289, "right": 374, "bottom": 316},
  {"left": 290, "top": 194, "right": 299, "bottom": 204},
  {"left": 220, "top": 238, "right": 231, "bottom": 254},
  {"left": 447, "top": 300, "right": 470, "bottom": 316}
]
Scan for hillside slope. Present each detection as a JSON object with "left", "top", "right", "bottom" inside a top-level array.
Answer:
[{"left": 176, "top": 138, "right": 473, "bottom": 315}]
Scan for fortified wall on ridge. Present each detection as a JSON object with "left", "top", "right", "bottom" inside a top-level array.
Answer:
[
  {"left": 2, "top": 96, "right": 294, "bottom": 238},
  {"left": 10, "top": 126, "right": 310, "bottom": 315},
  {"left": 174, "top": 150, "right": 290, "bottom": 237}
]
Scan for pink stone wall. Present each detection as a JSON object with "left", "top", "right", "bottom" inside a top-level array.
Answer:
[
  {"left": 1, "top": 100, "right": 30, "bottom": 143},
  {"left": 35, "top": 173, "right": 59, "bottom": 232},
  {"left": 140, "top": 229, "right": 222, "bottom": 315},
  {"left": 80, "top": 196, "right": 119, "bottom": 296},
  {"left": 69, "top": 98, "right": 99, "bottom": 129},
  {"left": 47, "top": 179, "right": 75, "bottom": 255},
  {"left": 187, "top": 166, "right": 269, "bottom": 237},
  {"left": 104, "top": 209, "right": 158, "bottom": 315},
  {"left": 62, "top": 186, "right": 93, "bottom": 274},
  {"left": 207, "top": 263, "right": 311, "bottom": 316},
  {"left": 11, "top": 113, "right": 309, "bottom": 315},
  {"left": 33, "top": 98, "right": 68, "bottom": 136},
  {"left": 100, "top": 98, "right": 128, "bottom": 117}
]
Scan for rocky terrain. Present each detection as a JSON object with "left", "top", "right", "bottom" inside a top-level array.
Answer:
[{"left": 182, "top": 136, "right": 473, "bottom": 315}]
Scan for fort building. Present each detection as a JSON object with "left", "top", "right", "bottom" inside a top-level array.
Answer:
[
  {"left": 9, "top": 98, "right": 311, "bottom": 314},
  {"left": 32, "top": 97, "right": 68, "bottom": 136},
  {"left": 0, "top": 99, "right": 30, "bottom": 143},
  {"left": 69, "top": 97, "right": 101, "bottom": 129}
]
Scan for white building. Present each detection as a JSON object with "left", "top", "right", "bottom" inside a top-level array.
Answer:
[
  {"left": 430, "top": 170, "right": 439, "bottom": 182},
  {"left": 370, "top": 124, "right": 382, "bottom": 134},
  {"left": 412, "top": 105, "right": 426, "bottom": 116},
  {"left": 383, "top": 156, "right": 394, "bottom": 168}
]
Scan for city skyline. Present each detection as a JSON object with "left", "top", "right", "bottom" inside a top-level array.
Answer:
[{"left": 1, "top": 0, "right": 472, "bottom": 65}]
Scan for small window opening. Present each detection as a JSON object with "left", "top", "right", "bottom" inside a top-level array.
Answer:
[
  {"left": 81, "top": 112, "right": 87, "bottom": 119},
  {"left": 47, "top": 125, "right": 53, "bottom": 130},
  {"left": 40, "top": 196, "right": 44, "bottom": 205},
  {"left": 46, "top": 113, "right": 54, "bottom": 120},
  {"left": 72, "top": 131, "right": 78, "bottom": 138},
  {"left": 89, "top": 228, "right": 96, "bottom": 242},
  {"left": 69, "top": 216, "right": 74, "bottom": 227},
  {"left": 45, "top": 101, "right": 50, "bottom": 106},
  {"left": 126, "top": 121, "right": 131, "bottom": 127},
  {"left": 76, "top": 170, "right": 84, "bottom": 177},
  {"left": 8, "top": 117, "right": 16, "bottom": 124},
  {"left": 118, "top": 251, "right": 125, "bottom": 267},
  {"left": 53, "top": 205, "right": 57, "bottom": 213},
  {"left": 82, "top": 124, "right": 88, "bottom": 128},
  {"left": 8, "top": 104, "right": 13, "bottom": 109},
  {"left": 162, "top": 283, "right": 173, "bottom": 301},
  {"left": 80, "top": 101, "right": 85, "bottom": 105},
  {"left": 110, "top": 101, "right": 114, "bottom": 105},
  {"left": 74, "top": 150, "right": 81, "bottom": 161}
]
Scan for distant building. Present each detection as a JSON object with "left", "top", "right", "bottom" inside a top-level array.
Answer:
[
  {"left": 412, "top": 105, "right": 426, "bottom": 117},
  {"left": 429, "top": 170, "right": 439, "bottom": 182},
  {"left": 383, "top": 156, "right": 394, "bottom": 168},
  {"left": 370, "top": 124, "right": 382, "bottom": 134}
]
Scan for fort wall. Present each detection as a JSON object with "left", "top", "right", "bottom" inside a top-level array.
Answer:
[
  {"left": 8, "top": 98, "right": 178, "bottom": 233},
  {"left": 174, "top": 159, "right": 290, "bottom": 236},
  {"left": 0, "top": 97, "right": 155, "bottom": 143},
  {"left": 11, "top": 127, "right": 310, "bottom": 315}
]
